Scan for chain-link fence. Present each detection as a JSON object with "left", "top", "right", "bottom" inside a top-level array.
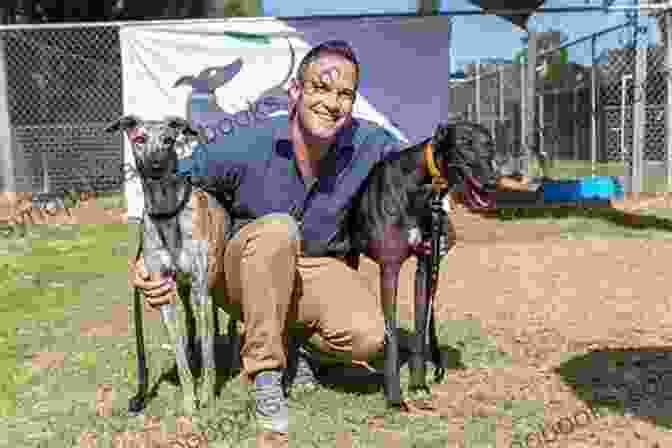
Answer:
[
  {"left": 448, "top": 63, "right": 524, "bottom": 176},
  {"left": 449, "top": 18, "right": 671, "bottom": 192},
  {"left": 0, "top": 23, "right": 123, "bottom": 198}
]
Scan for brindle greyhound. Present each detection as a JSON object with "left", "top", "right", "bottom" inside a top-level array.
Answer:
[
  {"left": 105, "top": 115, "right": 238, "bottom": 415},
  {"left": 345, "top": 121, "right": 498, "bottom": 409}
]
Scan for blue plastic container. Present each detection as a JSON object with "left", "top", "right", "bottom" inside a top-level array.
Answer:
[{"left": 542, "top": 176, "right": 624, "bottom": 202}]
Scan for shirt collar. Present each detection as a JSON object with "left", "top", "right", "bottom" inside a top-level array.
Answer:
[{"left": 273, "top": 117, "right": 359, "bottom": 160}]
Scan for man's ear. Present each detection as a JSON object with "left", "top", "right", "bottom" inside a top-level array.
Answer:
[
  {"left": 288, "top": 78, "right": 301, "bottom": 103},
  {"left": 287, "top": 78, "right": 302, "bottom": 119}
]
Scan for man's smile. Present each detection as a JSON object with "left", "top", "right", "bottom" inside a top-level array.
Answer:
[{"left": 315, "top": 111, "right": 338, "bottom": 124}]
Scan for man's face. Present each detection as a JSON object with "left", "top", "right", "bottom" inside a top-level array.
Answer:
[{"left": 289, "top": 52, "right": 357, "bottom": 142}]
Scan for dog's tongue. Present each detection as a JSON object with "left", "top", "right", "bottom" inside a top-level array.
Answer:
[{"left": 463, "top": 175, "right": 494, "bottom": 209}]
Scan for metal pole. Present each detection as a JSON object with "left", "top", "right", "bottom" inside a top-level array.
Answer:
[
  {"left": 574, "top": 86, "right": 579, "bottom": 161},
  {"left": 520, "top": 58, "right": 526, "bottom": 175},
  {"left": 591, "top": 35, "right": 598, "bottom": 176},
  {"left": 498, "top": 65, "right": 504, "bottom": 123},
  {"left": 632, "top": 44, "right": 647, "bottom": 193},
  {"left": 447, "top": 16, "right": 452, "bottom": 121},
  {"left": 666, "top": 12, "right": 672, "bottom": 192},
  {"left": 525, "top": 31, "right": 538, "bottom": 177},
  {"left": 554, "top": 88, "right": 560, "bottom": 164},
  {"left": 621, "top": 74, "right": 632, "bottom": 167},
  {"left": 498, "top": 66, "right": 504, "bottom": 159},
  {"left": 538, "top": 92, "right": 544, "bottom": 167},
  {"left": 0, "top": 31, "right": 14, "bottom": 194},
  {"left": 0, "top": 5, "right": 662, "bottom": 31},
  {"left": 475, "top": 63, "right": 481, "bottom": 124}
]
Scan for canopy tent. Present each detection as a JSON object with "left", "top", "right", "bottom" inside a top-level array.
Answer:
[
  {"left": 467, "top": 0, "right": 546, "bottom": 29},
  {"left": 119, "top": 16, "right": 452, "bottom": 220}
]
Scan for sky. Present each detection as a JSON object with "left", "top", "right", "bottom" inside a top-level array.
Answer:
[{"left": 263, "top": 0, "right": 659, "bottom": 71}]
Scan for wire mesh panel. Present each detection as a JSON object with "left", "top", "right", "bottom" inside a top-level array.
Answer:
[
  {"left": 537, "top": 37, "right": 593, "bottom": 164},
  {"left": 448, "top": 64, "right": 522, "bottom": 175},
  {"left": 448, "top": 78, "right": 476, "bottom": 120},
  {"left": 477, "top": 68, "right": 500, "bottom": 137},
  {"left": 645, "top": 46, "right": 667, "bottom": 163},
  {"left": 1, "top": 24, "right": 123, "bottom": 195},
  {"left": 598, "top": 39, "right": 636, "bottom": 164}
]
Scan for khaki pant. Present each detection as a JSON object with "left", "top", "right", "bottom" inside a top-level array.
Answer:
[{"left": 214, "top": 213, "right": 385, "bottom": 383}]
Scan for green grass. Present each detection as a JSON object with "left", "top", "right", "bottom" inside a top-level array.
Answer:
[{"left": 2, "top": 191, "right": 670, "bottom": 446}]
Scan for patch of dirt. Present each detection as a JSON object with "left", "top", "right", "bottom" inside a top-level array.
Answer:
[
  {"left": 451, "top": 205, "right": 566, "bottom": 245},
  {"left": 30, "top": 351, "right": 66, "bottom": 371},
  {"left": 0, "top": 192, "right": 127, "bottom": 226},
  {"left": 612, "top": 192, "right": 672, "bottom": 213}
]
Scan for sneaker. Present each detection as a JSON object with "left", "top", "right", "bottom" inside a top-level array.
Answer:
[{"left": 255, "top": 370, "right": 289, "bottom": 433}]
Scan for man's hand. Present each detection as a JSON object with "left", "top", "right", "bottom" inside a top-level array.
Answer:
[
  {"left": 130, "top": 257, "right": 177, "bottom": 309},
  {"left": 408, "top": 215, "right": 457, "bottom": 258},
  {"left": 413, "top": 235, "right": 452, "bottom": 258}
]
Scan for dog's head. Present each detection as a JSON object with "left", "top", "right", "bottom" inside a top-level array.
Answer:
[
  {"left": 431, "top": 121, "right": 499, "bottom": 208},
  {"left": 105, "top": 115, "right": 200, "bottom": 179}
]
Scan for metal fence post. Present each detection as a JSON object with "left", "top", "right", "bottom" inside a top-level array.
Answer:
[
  {"left": 591, "top": 35, "right": 598, "bottom": 176},
  {"left": 553, "top": 88, "right": 560, "bottom": 163},
  {"left": 475, "top": 63, "right": 481, "bottom": 124},
  {"left": 632, "top": 43, "right": 648, "bottom": 193},
  {"left": 573, "top": 86, "right": 579, "bottom": 161},
  {"left": 0, "top": 31, "right": 14, "bottom": 194},
  {"left": 497, "top": 65, "right": 505, "bottom": 159},
  {"left": 498, "top": 65, "right": 504, "bottom": 123},
  {"left": 525, "top": 31, "right": 538, "bottom": 177},
  {"left": 667, "top": 11, "right": 672, "bottom": 192},
  {"left": 538, "top": 91, "right": 544, "bottom": 164},
  {"left": 447, "top": 16, "right": 452, "bottom": 121},
  {"left": 520, "top": 58, "right": 526, "bottom": 175}
]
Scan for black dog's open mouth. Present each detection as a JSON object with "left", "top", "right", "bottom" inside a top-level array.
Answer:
[{"left": 462, "top": 175, "right": 495, "bottom": 209}]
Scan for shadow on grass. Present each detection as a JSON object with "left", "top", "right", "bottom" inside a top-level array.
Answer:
[
  {"left": 556, "top": 347, "right": 672, "bottom": 429},
  {"left": 307, "top": 328, "right": 465, "bottom": 396},
  {"left": 149, "top": 329, "right": 466, "bottom": 401},
  {"left": 475, "top": 204, "right": 672, "bottom": 234},
  {"left": 137, "top": 333, "right": 245, "bottom": 409}
]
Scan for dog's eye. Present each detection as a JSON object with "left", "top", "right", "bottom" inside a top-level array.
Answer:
[{"left": 133, "top": 136, "right": 146, "bottom": 144}]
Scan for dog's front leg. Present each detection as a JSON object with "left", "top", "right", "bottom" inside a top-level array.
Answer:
[
  {"left": 380, "top": 263, "right": 403, "bottom": 408},
  {"left": 157, "top": 285, "right": 198, "bottom": 415},
  {"left": 191, "top": 239, "right": 216, "bottom": 409},
  {"left": 409, "top": 254, "right": 431, "bottom": 394}
]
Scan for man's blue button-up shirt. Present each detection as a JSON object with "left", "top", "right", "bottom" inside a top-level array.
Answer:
[{"left": 176, "top": 115, "right": 402, "bottom": 257}]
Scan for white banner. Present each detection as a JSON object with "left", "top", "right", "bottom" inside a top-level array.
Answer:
[{"left": 119, "top": 18, "right": 407, "bottom": 220}]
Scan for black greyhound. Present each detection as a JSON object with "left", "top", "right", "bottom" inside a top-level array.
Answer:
[{"left": 344, "top": 120, "right": 498, "bottom": 408}]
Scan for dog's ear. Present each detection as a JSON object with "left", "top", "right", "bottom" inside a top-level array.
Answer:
[
  {"left": 433, "top": 122, "right": 455, "bottom": 146},
  {"left": 104, "top": 115, "right": 140, "bottom": 133},
  {"left": 165, "top": 116, "right": 200, "bottom": 137}
]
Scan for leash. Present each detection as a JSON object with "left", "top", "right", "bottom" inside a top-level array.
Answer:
[
  {"left": 423, "top": 141, "right": 449, "bottom": 298},
  {"left": 423, "top": 142, "right": 451, "bottom": 381}
]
